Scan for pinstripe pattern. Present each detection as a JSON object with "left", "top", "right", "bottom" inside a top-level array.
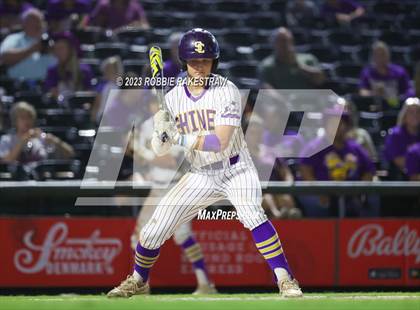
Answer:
[
  {"left": 166, "top": 75, "right": 246, "bottom": 169},
  {"left": 139, "top": 75, "right": 267, "bottom": 250}
]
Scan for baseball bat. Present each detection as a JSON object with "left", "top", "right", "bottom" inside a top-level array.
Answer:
[{"left": 149, "top": 46, "right": 172, "bottom": 142}]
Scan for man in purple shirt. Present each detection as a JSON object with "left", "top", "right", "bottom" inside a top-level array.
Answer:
[
  {"left": 359, "top": 41, "right": 414, "bottom": 108},
  {"left": 299, "top": 106, "right": 376, "bottom": 217},
  {"left": 89, "top": 0, "right": 149, "bottom": 30},
  {"left": 46, "top": 0, "right": 91, "bottom": 32},
  {"left": 384, "top": 98, "right": 420, "bottom": 177},
  {"left": 406, "top": 143, "right": 420, "bottom": 181},
  {"left": 321, "top": 0, "right": 365, "bottom": 24}
]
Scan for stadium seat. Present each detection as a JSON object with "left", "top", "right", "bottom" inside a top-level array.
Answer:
[
  {"left": 323, "top": 79, "right": 357, "bottom": 96},
  {"left": 67, "top": 91, "right": 97, "bottom": 109},
  {"left": 193, "top": 13, "right": 229, "bottom": 29},
  {"left": 308, "top": 45, "right": 339, "bottom": 64},
  {"left": 123, "top": 59, "right": 146, "bottom": 75},
  {"left": 215, "top": 1, "right": 254, "bottom": 13},
  {"left": 334, "top": 63, "right": 364, "bottom": 82},
  {"left": 327, "top": 30, "right": 361, "bottom": 48},
  {"left": 165, "top": 0, "right": 199, "bottom": 12},
  {"left": 147, "top": 28, "right": 173, "bottom": 45},
  {"left": 0, "top": 77, "right": 19, "bottom": 96},
  {"left": 245, "top": 13, "right": 281, "bottom": 30},
  {"left": 14, "top": 91, "right": 46, "bottom": 109},
  {"left": 229, "top": 61, "right": 258, "bottom": 79},
  {"left": 380, "top": 31, "right": 410, "bottom": 48},
  {"left": 94, "top": 42, "right": 128, "bottom": 59},
  {"left": 74, "top": 28, "right": 108, "bottom": 45},
  {"left": 220, "top": 29, "right": 256, "bottom": 46},
  {"left": 31, "top": 159, "right": 82, "bottom": 181},
  {"left": 349, "top": 95, "right": 385, "bottom": 112},
  {"left": 127, "top": 45, "right": 148, "bottom": 59},
  {"left": 147, "top": 12, "right": 174, "bottom": 29},
  {"left": 38, "top": 109, "right": 92, "bottom": 129},
  {"left": 252, "top": 44, "right": 272, "bottom": 61},
  {"left": 116, "top": 28, "right": 149, "bottom": 45},
  {"left": 0, "top": 163, "right": 30, "bottom": 181}
]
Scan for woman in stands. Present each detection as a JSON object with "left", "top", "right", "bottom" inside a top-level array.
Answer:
[
  {"left": 91, "top": 56, "right": 124, "bottom": 124},
  {"left": 44, "top": 32, "right": 93, "bottom": 99},
  {"left": 0, "top": 101, "right": 74, "bottom": 164},
  {"left": 384, "top": 97, "right": 420, "bottom": 178}
]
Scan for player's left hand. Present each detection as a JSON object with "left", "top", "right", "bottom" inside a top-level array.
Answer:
[{"left": 155, "top": 119, "right": 178, "bottom": 143}]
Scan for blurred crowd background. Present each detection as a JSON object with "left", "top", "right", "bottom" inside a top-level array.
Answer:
[{"left": 0, "top": 0, "right": 419, "bottom": 218}]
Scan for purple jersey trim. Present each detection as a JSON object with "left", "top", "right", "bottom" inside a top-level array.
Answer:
[{"left": 184, "top": 83, "right": 209, "bottom": 102}]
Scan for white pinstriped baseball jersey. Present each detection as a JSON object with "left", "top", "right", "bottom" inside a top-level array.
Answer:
[{"left": 165, "top": 74, "right": 248, "bottom": 169}]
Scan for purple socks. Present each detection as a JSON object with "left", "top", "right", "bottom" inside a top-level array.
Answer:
[
  {"left": 251, "top": 221, "right": 293, "bottom": 279},
  {"left": 134, "top": 243, "right": 160, "bottom": 282}
]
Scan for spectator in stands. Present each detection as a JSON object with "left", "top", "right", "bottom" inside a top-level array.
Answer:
[
  {"left": 91, "top": 56, "right": 123, "bottom": 123},
  {"left": 46, "top": 0, "right": 92, "bottom": 33},
  {"left": 406, "top": 142, "right": 420, "bottom": 181},
  {"left": 384, "top": 97, "right": 420, "bottom": 177},
  {"left": 359, "top": 41, "right": 414, "bottom": 108},
  {"left": 321, "top": 0, "right": 365, "bottom": 25},
  {"left": 259, "top": 27, "right": 325, "bottom": 89},
  {"left": 346, "top": 99, "right": 378, "bottom": 162},
  {"left": 0, "top": 0, "right": 33, "bottom": 30},
  {"left": 88, "top": 0, "right": 150, "bottom": 31},
  {"left": 0, "top": 8, "right": 56, "bottom": 81},
  {"left": 299, "top": 104, "right": 376, "bottom": 217},
  {"left": 44, "top": 32, "right": 93, "bottom": 98},
  {"left": 286, "top": 0, "right": 318, "bottom": 27},
  {"left": 0, "top": 101, "right": 75, "bottom": 164},
  {"left": 246, "top": 115, "right": 301, "bottom": 219}
]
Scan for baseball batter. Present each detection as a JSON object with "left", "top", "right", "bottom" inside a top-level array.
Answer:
[
  {"left": 131, "top": 96, "right": 216, "bottom": 294},
  {"left": 108, "top": 28, "right": 302, "bottom": 298}
]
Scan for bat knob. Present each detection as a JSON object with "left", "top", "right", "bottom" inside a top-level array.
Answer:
[{"left": 160, "top": 132, "right": 169, "bottom": 143}]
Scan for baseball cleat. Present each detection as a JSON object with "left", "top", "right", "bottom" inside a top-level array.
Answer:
[
  {"left": 192, "top": 283, "right": 218, "bottom": 295},
  {"left": 107, "top": 275, "right": 150, "bottom": 298},
  {"left": 278, "top": 279, "right": 303, "bottom": 298}
]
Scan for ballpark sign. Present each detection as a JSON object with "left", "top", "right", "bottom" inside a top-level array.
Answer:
[{"left": 0, "top": 217, "right": 133, "bottom": 287}]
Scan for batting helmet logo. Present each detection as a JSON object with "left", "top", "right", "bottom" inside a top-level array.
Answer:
[{"left": 194, "top": 41, "right": 205, "bottom": 54}]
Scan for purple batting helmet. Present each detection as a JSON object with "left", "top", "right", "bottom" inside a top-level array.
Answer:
[{"left": 178, "top": 28, "right": 220, "bottom": 71}]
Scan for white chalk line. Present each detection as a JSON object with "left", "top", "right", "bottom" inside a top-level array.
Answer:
[{"left": 19, "top": 295, "right": 420, "bottom": 302}]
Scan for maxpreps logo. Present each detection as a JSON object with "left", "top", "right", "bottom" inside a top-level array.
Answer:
[
  {"left": 194, "top": 41, "right": 205, "bottom": 53},
  {"left": 14, "top": 222, "right": 122, "bottom": 275}
]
